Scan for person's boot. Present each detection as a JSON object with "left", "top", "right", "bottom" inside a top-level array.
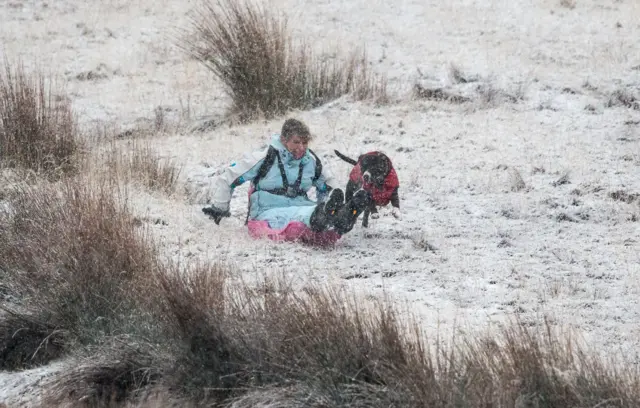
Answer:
[
  {"left": 333, "top": 189, "right": 371, "bottom": 235},
  {"left": 309, "top": 188, "right": 345, "bottom": 232}
]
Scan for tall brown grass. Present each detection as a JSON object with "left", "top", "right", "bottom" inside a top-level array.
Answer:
[
  {"left": 46, "top": 343, "right": 162, "bottom": 407},
  {"left": 100, "top": 138, "right": 182, "bottom": 195},
  {"left": 45, "top": 264, "right": 640, "bottom": 407},
  {"left": 3, "top": 244, "right": 638, "bottom": 408},
  {"left": 152, "top": 270, "right": 640, "bottom": 407},
  {"left": 1, "top": 185, "right": 638, "bottom": 407},
  {"left": 0, "top": 61, "right": 80, "bottom": 178},
  {"left": 0, "top": 178, "right": 160, "bottom": 370},
  {"left": 179, "top": 0, "right": 387, "bottom": 121}
]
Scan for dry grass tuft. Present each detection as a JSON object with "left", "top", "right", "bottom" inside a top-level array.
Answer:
[
  {"left": 46, "top": 344, "right": 161, "bottom": 407},
  {"left": 0, "top": 61, "right": 80, "bottom": 178},
  {"left": 413, "top": 84, "right": 471, "bottom": 104},
  {"left": 606, "top": 88, "right": 639, "bottom": 110},
  {"left": 102, "top": 139, "right": 182, "bottom": 195},
  {"left": 0, "top": 178, "right": 159, "bottom": 367},
  {"left": 179, "top": 0, "right": 387, "bottom": 121},
  {"left": 508, "top": 167, "right": 527, "bottom": 192}
]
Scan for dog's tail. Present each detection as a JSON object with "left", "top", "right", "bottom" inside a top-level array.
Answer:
[{"left": 334, "top": 150, "right": 357, "bottom": 166}]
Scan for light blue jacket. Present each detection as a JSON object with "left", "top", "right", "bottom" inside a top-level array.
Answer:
[{"left": 209, "top": 134, "right": 336, "bottom": 229}]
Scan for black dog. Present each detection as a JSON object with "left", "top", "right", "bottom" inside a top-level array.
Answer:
[{"left": 334, "top": 150, "right": 400, "bottom": 228}]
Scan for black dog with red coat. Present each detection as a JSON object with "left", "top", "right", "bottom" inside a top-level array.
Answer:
[{"left": 334, "top": 150, "right": 401, "bottom": 228}]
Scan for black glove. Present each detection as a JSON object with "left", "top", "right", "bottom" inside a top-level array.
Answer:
[{"left": 202, "top": 205, "right": 231, "bottom": 225}]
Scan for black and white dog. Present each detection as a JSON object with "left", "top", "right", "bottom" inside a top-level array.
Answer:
[{"left": 334, "top": 150, "right": 401, "bottom": 227}]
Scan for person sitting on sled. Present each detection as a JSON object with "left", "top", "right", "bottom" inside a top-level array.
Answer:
[{"left": 202, "top": 118, "right": 370, "bottom": 235}]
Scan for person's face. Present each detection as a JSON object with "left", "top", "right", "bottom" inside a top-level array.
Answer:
[{"left": 283, "top": 135, "right": 308, "bottom": 159}]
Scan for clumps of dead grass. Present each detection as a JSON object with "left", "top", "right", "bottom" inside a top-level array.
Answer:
[
  {"left": 102, "top": 138, "right": 182, "bottom": 195},
  {"left": 609, "top": 190, "right": 640, "bottom": 204},
  {"left": 46, "top": 343, "right": 162, "bottom": 407},
  {"left": 1, "top": 172, "right": 638, "bottom": 408},
  {"left": 46, "top": 262, "right": 640, "bottom": 408},
  {"left": 448, "top": 62, "right": 480, "bottom": 84},
  {"left": 6, "top": 251, "right": 640, "bottom": 408},
  {"left": 413, "top": 66, "right": 528, "bottom": 108},
  {"left": 413, "top": 84, "right": 472, "bottom": 104},
  {"left": 0, "top": 178, "right": 160, "bottom": 369},
  {"left": 178, "top": 0, "right": 387, "bottom": 122},
  {"left": 475, "top": 78, "right": 528, "bottom": 107},
  {"left": 606, "top": 88, "right": 640, "bottom": 110},
  {"left": 0, "top": 61, "right": 81, "bottom": 178},
  {"left": 508, "top": 167, "right": 527, "bottom": 192}
]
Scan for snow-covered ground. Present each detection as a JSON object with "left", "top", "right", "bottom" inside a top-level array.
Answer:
[{"left": 2, "top": 0, "right": 640, "bottom": 405}]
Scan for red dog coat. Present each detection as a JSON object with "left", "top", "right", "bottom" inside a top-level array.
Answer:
[{"left": 348, "top": 153, "right": 399, "bottom": 206}]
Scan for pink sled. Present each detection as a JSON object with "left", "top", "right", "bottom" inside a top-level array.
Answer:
[{"left": 247, "top": 220, "right": 341, "bottom": 247}]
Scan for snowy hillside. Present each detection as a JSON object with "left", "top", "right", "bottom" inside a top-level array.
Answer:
[{"left": 1, "top": 0, "right": 639, "bottom": 404}]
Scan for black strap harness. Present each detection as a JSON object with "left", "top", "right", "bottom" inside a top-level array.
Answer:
[{"left": 234, "top": 146, "right": 323, "bottom": 224}]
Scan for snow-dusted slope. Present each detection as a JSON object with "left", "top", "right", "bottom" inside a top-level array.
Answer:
[{"left": 2, "top": 0, "right": 639, "bottom": 404}]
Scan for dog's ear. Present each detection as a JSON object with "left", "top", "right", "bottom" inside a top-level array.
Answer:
[{"left": 380, "top": 155, "right": 391, "bottom": 176}]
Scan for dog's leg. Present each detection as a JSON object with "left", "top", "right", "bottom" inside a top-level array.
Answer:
[
  {"left": 364, "top": 200, "right": 378, "bottom": 227},
  {"left": 390, "top": 187, "right": 401, "bottom": 219},
  {"left": 362, "top": 207, "right": 370, "bottom": 228},
  {"left": 390, "top": 187, "right": 400, "bottom": 208}
]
